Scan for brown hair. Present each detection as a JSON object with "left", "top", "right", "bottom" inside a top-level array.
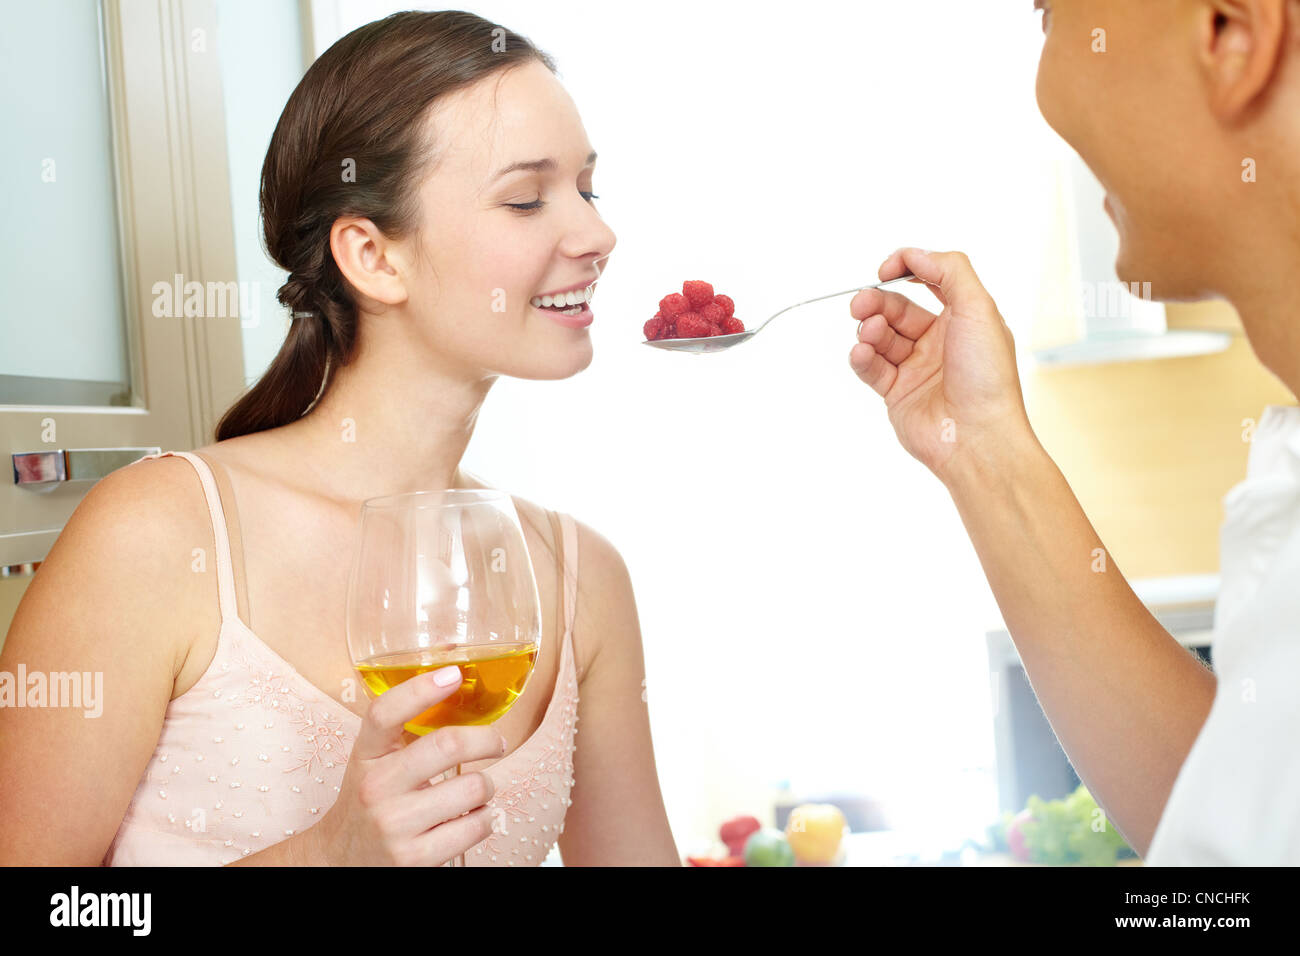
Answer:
[{"left": 215, "top": 10, "right": 556, "bottom": 442}]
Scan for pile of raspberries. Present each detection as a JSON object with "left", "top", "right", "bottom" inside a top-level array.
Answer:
[{"left": 644, "top": 281, "right": 746, "bottom": 341}]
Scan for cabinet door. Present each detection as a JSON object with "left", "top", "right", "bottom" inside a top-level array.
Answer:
[{"left": 1, "top": 0, "right": 244, "bottom": 573}]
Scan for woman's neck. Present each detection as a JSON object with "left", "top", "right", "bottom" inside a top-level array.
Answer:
[{"left": 280, "top": 332, "right": 497, "bottom": 508}]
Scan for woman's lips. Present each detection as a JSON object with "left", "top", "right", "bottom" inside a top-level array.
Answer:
[{"left": 533, "top": 301, "right": 593, "bottom": 329}]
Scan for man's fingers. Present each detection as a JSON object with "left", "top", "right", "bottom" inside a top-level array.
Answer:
[
  {"left": 850, "top": 286, "right": 935, "bottom": 341},
  {"left": 856, "top": 312, "right": 914, "bottom": 366},
  {"left": 849, "top": 342, "right": 898, "bottom": 396},
  {"left": 881, "top": 248, "right": 995, "bottom": 314}
]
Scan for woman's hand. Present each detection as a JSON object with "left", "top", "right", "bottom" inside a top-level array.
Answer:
[
  {"left": 848, "top": 248, "right": 1034, "bottom": 484},
  {"left": 311, "top": 666, "right": 505, "bottom": 866}
]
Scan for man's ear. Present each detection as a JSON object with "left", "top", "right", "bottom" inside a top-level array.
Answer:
[{"left": 1199, "top": 0, "right": 1289, "bottom": 121}]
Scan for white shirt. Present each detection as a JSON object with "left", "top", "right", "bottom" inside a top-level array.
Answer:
[{"left": 1145, "top": 403, "right": 1300, "bottom": 864}]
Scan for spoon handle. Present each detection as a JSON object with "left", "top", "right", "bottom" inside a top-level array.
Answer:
[
  {"left": 758, "top": 273, "right": 922, "bottom": 330},
  {"left": 800, "top": 272, "right": 919, "bottom": 307}
]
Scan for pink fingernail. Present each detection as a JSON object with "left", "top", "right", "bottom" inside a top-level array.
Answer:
[{"left": 433, "top": 665, "right": 461, "bottom": 687}]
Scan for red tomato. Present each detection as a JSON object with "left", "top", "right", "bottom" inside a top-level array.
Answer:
[{"left": 719, "top": 815, "right": 762, "bottom": 856}]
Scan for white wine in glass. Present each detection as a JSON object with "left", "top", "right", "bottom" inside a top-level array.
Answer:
[{"left": 346, "top": 489, "right": 542, "bottom": 865}]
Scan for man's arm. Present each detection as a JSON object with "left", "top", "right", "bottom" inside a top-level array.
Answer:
[{"left": 944, "top": 427, "right": 1216, "bottom": 856}]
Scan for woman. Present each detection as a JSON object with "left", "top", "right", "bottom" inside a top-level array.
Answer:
[
  {"left": 848, "top": 0, "right": 1299, "bottom": 863},
  {"left": 0, "top": 11, "right": 679, "bottom": 866}
]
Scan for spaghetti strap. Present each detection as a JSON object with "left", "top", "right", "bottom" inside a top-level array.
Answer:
[
  {"left": 556, "top": 512, "right": 581, "bottom": 680},
  {"left": 136, "top": 450, "right": 239, "bottom": 625},
  {"left": 546, "top": 509, "right": 565, "bottom": 655}
]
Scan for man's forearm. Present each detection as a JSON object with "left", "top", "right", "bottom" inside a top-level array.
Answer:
[{"left": 942, "top": 428, "right": 1216, "bottom": 856}]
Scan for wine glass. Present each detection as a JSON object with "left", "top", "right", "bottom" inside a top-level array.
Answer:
[{"left": 346, "top": 489, "right": 542, "bottom": 867}]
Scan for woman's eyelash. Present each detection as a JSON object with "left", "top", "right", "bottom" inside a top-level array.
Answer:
[{"left": 506, "top": 192, "right": 600, "bottom": 212}]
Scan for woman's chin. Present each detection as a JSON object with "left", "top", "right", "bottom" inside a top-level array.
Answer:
[{"left": 499, "top": 340, "right": 593, "bottom": 381}]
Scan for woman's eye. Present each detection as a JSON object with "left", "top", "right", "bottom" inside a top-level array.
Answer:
[{"left": 505, "top": 191, "right": 599, "bottom": 213}]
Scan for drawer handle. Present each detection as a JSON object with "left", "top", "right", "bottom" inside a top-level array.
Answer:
[{"left": 12, "top": 447, "right": 162, "bottom": 485}]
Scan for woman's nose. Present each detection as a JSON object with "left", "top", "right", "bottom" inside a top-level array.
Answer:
[{"left": 561, "top": 197, "right": 616, "bottom": 263}]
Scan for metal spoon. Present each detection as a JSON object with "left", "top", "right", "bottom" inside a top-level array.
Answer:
[{"left": 642, "top": 273, "right": 925, "bottom": 354}]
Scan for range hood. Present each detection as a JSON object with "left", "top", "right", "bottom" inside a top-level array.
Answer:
[{"left": 1032, "top": 153, "right": 1233, "bottom": 367}]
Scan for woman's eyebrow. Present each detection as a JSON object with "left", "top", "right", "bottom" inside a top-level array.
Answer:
[{"left": 490, "top": 150, "right": 597, "bottom": 181}]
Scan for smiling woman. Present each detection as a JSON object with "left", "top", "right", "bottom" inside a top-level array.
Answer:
[
  {"left": 0, "top": 8, "right": 675, "bottom": 869},
  {"left": 217, "top": 13, "right": 612, "bottom": 441}
]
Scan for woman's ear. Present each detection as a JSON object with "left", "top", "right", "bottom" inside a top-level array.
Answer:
[
  {"left": 1199, "top": 0, "right": 1289, "bottom": 122},
  {"left": 329, "top": 216, "right": 409, "bottom": 310}
]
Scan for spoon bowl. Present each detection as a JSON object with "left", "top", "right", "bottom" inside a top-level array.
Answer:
[{"left": 642, "top": 329, "right": 758, "bottom": 354}]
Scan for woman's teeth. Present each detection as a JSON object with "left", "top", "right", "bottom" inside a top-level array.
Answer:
[{"left": 530, "top": 286, "right": 594, "bottom": 313}]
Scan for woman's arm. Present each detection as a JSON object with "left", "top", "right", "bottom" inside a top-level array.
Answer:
[
  {"left": 556, "top": 523, "right": 679, "bottom": 865},
  {"left": 943, "top": 427, "right": 1216, "bottom": 857},
  {"left": 0, "top": 459, "right": 212, "bottom": 864}
]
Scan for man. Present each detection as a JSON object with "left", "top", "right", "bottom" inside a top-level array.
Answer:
[{"left": 848, "top": 0, "right": 1300, "bottom": 863}]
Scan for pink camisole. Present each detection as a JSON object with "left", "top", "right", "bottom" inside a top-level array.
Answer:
[{"left": 103, "top": 450, "right": 580, "bottom": 866}]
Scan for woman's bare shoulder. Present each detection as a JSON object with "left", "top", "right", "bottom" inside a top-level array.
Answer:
[
  {"left": 6, "top": 453, "right": 219, "bottom": 696},
  {"left": 65, "top": 454, "right": 215, "bottom": 565},
  {"left": 0, "top": 454, "right": 221, "bottom": 863}
]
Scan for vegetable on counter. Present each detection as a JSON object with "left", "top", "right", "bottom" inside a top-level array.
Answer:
[
  {"left": 987, "top": 785, "right": 1136, "bottom": 866},
  {"left": 743, "top": 828, "right": 797, "bottom": 867},
  {"left": 784, "top": 804, "right": 848, "bottom": 865}
]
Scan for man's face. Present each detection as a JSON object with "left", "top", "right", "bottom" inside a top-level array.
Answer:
[{"left": 1034, "top": 0, "right": 1235, "bottom": 300}]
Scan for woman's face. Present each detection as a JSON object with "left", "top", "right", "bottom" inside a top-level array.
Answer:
[
  {"left": 1033, "top": 0, "right": 1243, "bottom": 300},
  {"left": 400, "top": 59, "right": 616, "bottom": 381}
]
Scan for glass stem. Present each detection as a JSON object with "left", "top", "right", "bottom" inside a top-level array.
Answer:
[{"left": 448, "top": 763, "right": 465, "bottom": 867}]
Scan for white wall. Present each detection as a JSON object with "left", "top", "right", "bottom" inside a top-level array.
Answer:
[
  {"left": 305, "top": 0, "right": 1063, "bottom": 854},
  {"left": 216, "top": 0, "right": 309, "bottom": 387}
]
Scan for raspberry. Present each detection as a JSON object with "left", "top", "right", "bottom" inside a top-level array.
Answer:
[
  {"left": 682, "top": 281, "right": 714, "bottom": 309},
  {"left": 659, "top": 293, "right": 690, "bottom": 318},
  {"left": 647, "top": 282, "right": 739, "bottom": 341},
  {"left": 676, "top": 312, "right": 714, "bottom": 339},
  {"left": 699, "top": 302, "right": 727, "bottom": 325}
]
